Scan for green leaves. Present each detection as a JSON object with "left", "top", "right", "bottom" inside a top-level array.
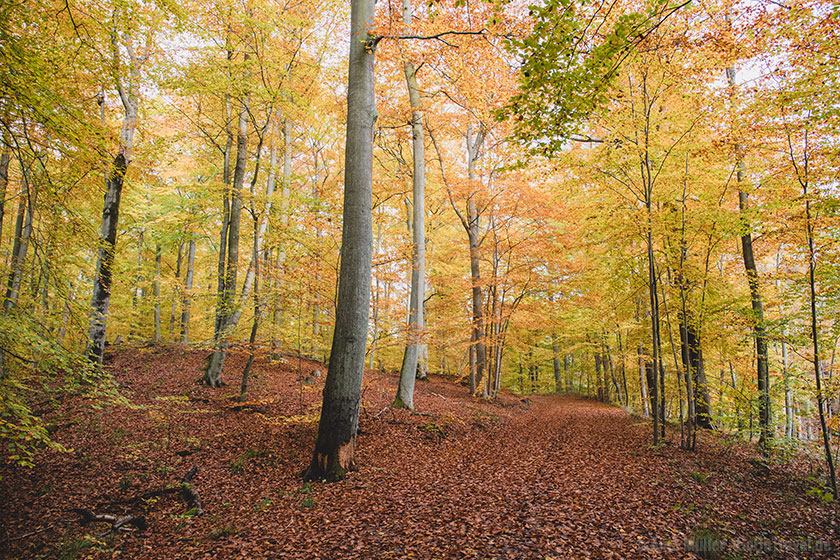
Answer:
[{"left": 499, "top": 0, "right": 687, "bottom": 157}]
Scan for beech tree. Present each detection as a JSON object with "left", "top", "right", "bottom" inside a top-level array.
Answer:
[
  {"left": 394, "top": 0, "right": 427, "bottom": 410},
  {"left": 304, "top": 0, "right": 377, "bottom": 481},
  {"left": 88, "top": 6, "right": 156, "bottom": 366}
]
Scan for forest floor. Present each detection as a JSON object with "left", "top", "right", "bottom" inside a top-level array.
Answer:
[{"left": 1, "top": 346, "right": 838, "bottom": 560}]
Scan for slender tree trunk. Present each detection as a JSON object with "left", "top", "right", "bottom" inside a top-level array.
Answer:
[
  {"left": 593, "top": 336, "right": 604, "bottom": 402},
  {"left": 206, "top": 88, "right": 249, "bottom": 387},
  {"left": 239, "top": 118, "right": 280, "bottom": 399},
  {"left": 304, "top": 0, "right": 376, "bottom": 481},
  {"left": 271, "top": 118, "right": 292, "bottom": 360},
  {"left": 0, "top": 141, "right": 10, "bottom": 251},
  {"left": 239, "top": 221, "right": 261, "bottom": 402},
  {"left": 4, "top": 169, "right": 33, "bottom": 310},
  {"left": 395, "top": 0, "right": 426, "bottom": 409},
  {"left": 87, "top": 30, "right": 141, "bottom": 365},
  {"left": 169, "top": 243, "right": 182, "bottom": 342},
  {"left": 552, "top": 333, "right": 562, "bottom": 393},
  {"left": 180, "top": 238, "right": 195, "bottom": 343},
  {"left": 468, "top": 330, "right": 477, "bottom": 394},
  {"left": 466, "top": 124, "right": 487, "bottom": 397},
  {"left": 129, "top": 229, "right": 144, "bottom": 341},
  {"left": 801, "top": 141, "right": 837, "bottom": 497},
  {"left": 369, "top": 216, "right": 382, "bottom": 370},
  {"left": 215, "top": 56, "right": 234, "bottom": 337},
  {"left": 153, "top": 244, "right": 161, "bottom": 342},
  {"left": 775, "top": 249, "right": 794, "bottom": 439},
  {"left": 618, "top": 331, "right": 628, "bottom": 407},
  {"left": 727, "top": 66, "right": 771, "bottom": 450},
  {"left": 648, "top": 225, "right": 662, "bottom": 444}
]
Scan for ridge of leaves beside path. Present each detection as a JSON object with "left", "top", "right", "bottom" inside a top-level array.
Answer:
[{"left": 1, "top": 346, "right": 837, "bottom": 559}]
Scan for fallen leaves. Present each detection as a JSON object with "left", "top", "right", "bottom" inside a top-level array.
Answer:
[{"left": 0, "top": 346, "right": 837, "bottom": 559}]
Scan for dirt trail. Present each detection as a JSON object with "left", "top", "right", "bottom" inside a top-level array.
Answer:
[{"left": 1, "top": 348, "right": 838, "bottom": 559}]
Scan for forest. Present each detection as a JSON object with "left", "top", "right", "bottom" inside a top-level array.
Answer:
[{"left": 1, "top": 0, "right": 840, "bottom": 558}]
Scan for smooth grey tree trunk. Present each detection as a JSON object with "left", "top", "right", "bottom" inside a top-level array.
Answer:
[
  {"left": 304, "top": 0, "right": 376, "bottom": 481},
  {"left": 180, "top": 238, "right": 196, "bottom": 343},
  {"left": 395, "top": 0, "right": 426, "bottom": 410}
]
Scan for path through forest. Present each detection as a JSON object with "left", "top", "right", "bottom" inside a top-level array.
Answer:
[{"left": 1, "top": 348, "right": 837, "bottom": 559}]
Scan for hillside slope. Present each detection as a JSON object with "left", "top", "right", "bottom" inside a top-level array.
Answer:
[{"left": 1, "top": 346, "right": 837, "bottom": 559}]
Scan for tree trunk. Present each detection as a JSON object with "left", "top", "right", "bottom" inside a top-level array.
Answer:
[
  {"left": 395, "top": 0, "right": 426, "bottom": 409},
  {"left": 169, "top": 243, "right": 182, "bottom": 341},
  {"left": 369, "top": 215, "right": 382, "bottom": 370},
  {"left": 87, "top": 30, "right": 141, "bottom": 365},
  {"left": 466, "top": 125, "right": 487, "bottom": 397},
  {"left": 775, "top": 250, "right": 794, "bottom": 439},
  {"left": 129, "top": 229, "right": 144, "bottom": 341},
  {"left": 206, "top": 88, "right": 249, "bottom": 387},
  {"left": 153, "top": 244, "right": 162, "bottom": 342},
  {"left": 271, "top": 118, "right": 292, "bottom": 360},
  {"left": 802, "top": 148, "right": 837, "bottom": 497},
  {"left": 727, "top": 66, "right": 771, "bottom": 451},
  {"left": 647, "top": 226, "right": 663, "bottom": 444},
  {"left": 0, "top": 141, "right": 10, "bottom": 251},
  {"left": 215, "top": 55, "right": 234, "bottom": 337},
  {"left": 552, "top": 333, "right": 562, "bottom": 392},
  {"left": 239, "top": 118, "right": 280, "bottom": 400},
  {"left": 180, "top": 238, "right": 195, "bottom": 343},
  {"left": 4, "top": 169, "right": 33, "bottom": 310},
  {"left": 593, "top": 337, "right": 604, "bottom": 402},
  {"left": 304, "top": 0, "right": 376, "bottom": 481}
]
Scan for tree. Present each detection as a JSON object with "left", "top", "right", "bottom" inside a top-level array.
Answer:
[
  {"left": 394, "top": 0, "right": 427, "bottom": 410},
  {"left": 726, "top": 65, "right": 771, "bottom": 452},
  {"left": 304, "top": 0, "right": 377, "bottom": 481},
  {"left": 88, "top": 6, "right": 154, "bottom": 366}
]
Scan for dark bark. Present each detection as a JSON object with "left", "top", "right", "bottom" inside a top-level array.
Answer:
[
  {"left": 304, "top": 0, "right": 376, "bottom": 482},
  {"left": 87, "top": 26, "right": 141, "bottom": 365},
  {"left": 801, "top": 147, "right": 837, "bottom": 497},
  {"left": 87, "top": 154, "right": 127, "bottom": 365},
  {"left": 727, "top": 66, "right": 771, "bottom": 450}
]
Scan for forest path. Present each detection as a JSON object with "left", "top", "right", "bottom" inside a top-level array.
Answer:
[
  {"left": 1, "top": 348, "right": 837, "bottom": 559},
  {"left": 296, "top": 396, "right": 686, "bottom": 559}
]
